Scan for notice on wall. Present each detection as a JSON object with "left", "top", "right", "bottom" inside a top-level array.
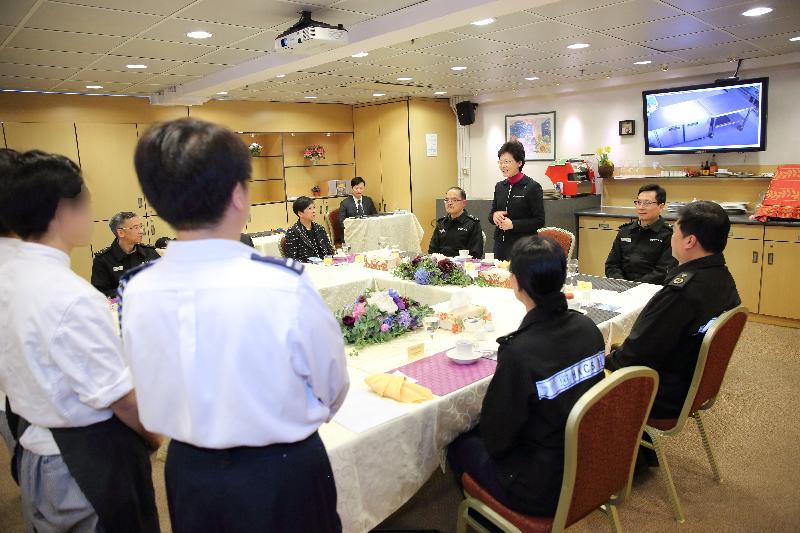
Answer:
[{"left": 425, "top": 133, "right": 438, "bottom": 156}]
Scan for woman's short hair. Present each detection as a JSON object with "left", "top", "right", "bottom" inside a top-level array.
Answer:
[
  {"left": 293, "top": 196, "right": 314, "bottom": 216},
  {"left": 509, "top": 236, "right": 566, "bottom": 310},
  {"left": 498, "top": 140, "right": 526, "bottom": 170},
  {"left": 134, "top": 118, "right": 251, "bottom": 231},
  {"left": 0, "top": 150, "right": 85, "bottom": 240}
]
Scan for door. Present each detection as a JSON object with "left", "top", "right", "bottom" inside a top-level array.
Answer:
[
  {"left": 248, "top": 203, "right": 288, "bottom": 233},
  {"left": 723, "top": 238, "right": 763, "bottom": 312},
  {"left": 759, "top": 240, "right": 800, "bottom": 319},
  {"left": 145, "top": 216, "right": 177, "bottom": 246},
  {"left": 577, "top": 226, "right": 618, "bottom": 277},
  {"left": 3, "top": 122, "right": 80, "bottom": 162}
]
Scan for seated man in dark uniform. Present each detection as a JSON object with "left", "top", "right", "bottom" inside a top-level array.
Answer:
[
  {"left": 606, "top": 200, "right": 741, "bottom": 420},
  {"left": 605, "top": 184, "right": 677, "bottom": 284},
  {"left": 428, "top": 187, "right": 484, "bottom": 258},
  {"left": 91, "top": 211, "right": 160, "bottom": 298}
]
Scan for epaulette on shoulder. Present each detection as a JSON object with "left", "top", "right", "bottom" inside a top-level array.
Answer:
[
  {"left": 620, "top": 219, "right": 636, "bottom": 227},
  {"left": 93, "top": 246, "right": 111, "bottom": 257},
  {"left": 468, "top": 214, "right": 480, "bottom": 222},
  {"left": 250, "top": 253, "right": 304, "bottom": 275},
  {"left": 667, "top": 270, "right": 695, "bottom": 289}
]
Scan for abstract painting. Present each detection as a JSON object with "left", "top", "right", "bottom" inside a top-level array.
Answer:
[{"left": 505, "top": 111, "right": 556, "bottom": 161}]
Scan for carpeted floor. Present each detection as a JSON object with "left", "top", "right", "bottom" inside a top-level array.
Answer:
[{"left": 1, "top": 321, "right": 799, "bottom": 532}]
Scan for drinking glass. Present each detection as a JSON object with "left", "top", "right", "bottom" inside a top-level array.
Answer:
[
  {"left": 378, "top": 236, "right": 388, "bottom": 249},
  {"left": 342, "top": 242, "right": 351, "bottom": 254},
  {"left": 423, "top": 316, "right": 439, "bottom": 340},
  {"left": 567, "top": 259, "right": 579, "bottom": 286}
]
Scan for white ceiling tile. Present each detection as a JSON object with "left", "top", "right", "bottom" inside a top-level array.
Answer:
[
  {"left": 8, "top": 27, "right": 126, "bottom": 53},
  {"left": 691, "top": 0, "right": 799, "bottom": 28},
  {"left": 726, "top": 17, "right": 800, "bottom": 39},
  {"left": 55, "top": 80, "right": 132, "bottom": 91},
  {"left": 190, "top": 47, "right": 264, "bottom": 64},
  {"left": 603, "top": 15, "right": 713, "bottom": 42},
  {"left": 50, "top": 0, "right": 196, "bottom": 16},
  {"left": 73, "top": 69, "right": 153, "bottom": 83},
  {"left": 113, "top": 38, "right": 215, "bottom": 62},
  {"left": 168, "top": 62, "right": 228, "bottom": 76},
  {"left": 660, "top": 0, "right": 754, "bottom": 12},
  {"left": 0, "top": 76, "right": 60, "bottom": 90},
  {"left": 388, "top": 32, "right": 463, "bottom": 51},
  {"left": 667, "top": 40, "right": 760, "bottom": 60},
  {"left": 231, "top": 31, "right": 282, "bottom": 52},
  {"left": 565, "top": 0, "right": 684, "bottom": 31},
  {"left": 528, "top": 34, "right": 627, "bottom": 55},
  {"left": 645, "top": 30, "right": 738, "bottom": 51},
  {"left": 449, "top": 12, "right": 543, "bottom": 37},
  {"left": 330, "top": 0, "right": 425, "bottom": 16},
  {"left": 177, "top": 0, "right": 300, "bottom": 29},
  {"left": 0, "top": 25, "right": 13, "bottom": 42},
  {"left": 0, "top": 48, "right": 102, "bottom": 68},
  {"left": 375, "top": 51, "right": 448, "bottom": 69},
  {"left": 0, "top": 0, "right": 38, "bottom": 26},
  {"left": 141, "top": 18, "right": 263, "bottom": 46},
  {"left": 25, "top": 2, "right": 161, "bottom": 36},
  {"left": 343, "top": 46, "right": 403, "bottom": 62},
  {"left": 487, "top": 20, "right": 586, "bottom": 46},
  {"left": 89, "top": 55, "right": 181, "bottom": 74},
  {"left": 565, "top": 44, "right": 666, "bottom": 62},
  {"left": 742, "top": 33, "right": 800, "bottom": 53},
  {"left": 131, "top": 73, "right": 201, "bottom": 85},
  {"left": 527, "top": 0, "right": 628, "bottom": 18},
  {"left": 327, "top": 63, "right": 402, "bottom": 78},
  {"left": 421, "top": 37, "right": 514, "bottom": 58},
  {"left": 0, "top": 63, "right": 78, "bottom": 79}
]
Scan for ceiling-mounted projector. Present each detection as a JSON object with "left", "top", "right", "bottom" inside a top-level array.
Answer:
[{"left": 275, "top": 11, "right": 348, "bottom": 53}]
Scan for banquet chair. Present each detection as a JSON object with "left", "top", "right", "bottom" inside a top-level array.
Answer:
[
  {"left": 329, "top": 208, "right": 344, "bottom": 247},
  {"left": 457, "top": 366, "right": 658, "bottom": 533},
  {"left": 537, "top": 228, "right": 575, "bottom": 260},
  {"left": 642, "top": 305, "right": 748, "bottom": 523},
  {"left": 279, "top": 235, "right": 287, "bottom": 258}
]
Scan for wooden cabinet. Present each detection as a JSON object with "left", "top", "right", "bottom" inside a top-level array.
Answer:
[
  {"left": 577, "top": 216, "right": 625, "bottom": 276},
  {"left": 759, "top": 227, "right": 800, "bottom": 319},
  {"left": 247, "top": 203, "right": 288, "bottom": 233},
  {"left": 723, "top": 229, "right": 764, "bottom": 312},
  {"left": 378, "top": 102, "right": 412, "bottom": 212},
  {"left": 70, "top": 221, "right": 116, "bottom": 282},
  {"left": 145, "top": 216, "right": 176, "bottom": 245},
  {"left": 3, "top": 122, "right": 80, "bottom": 162}
]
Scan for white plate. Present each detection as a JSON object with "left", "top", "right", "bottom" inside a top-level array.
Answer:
[{"left": 445, "top": 348, "right": 482, "bottom": 365}]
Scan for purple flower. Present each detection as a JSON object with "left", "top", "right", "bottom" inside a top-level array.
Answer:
[
  {"left": 397, "top": 310, "right": 412, "bottom": 328},
  {"left": 438, "top": 258, "right": 456, "bottom": 274},
  {"left": 414, "top": 268, "right": 430, "bottom": 285},
  {"left": 342, "top": 315, "right": 355, "bottom": 327},
  {"left": 411, "top": 255, "right": 423, "bottom": 266},
  {"left": 380, "top": 323, "right": 390, "bottom": 332}
]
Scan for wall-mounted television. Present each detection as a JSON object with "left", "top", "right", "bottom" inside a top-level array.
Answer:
[{"left": 642, "top": 77, "right": 768, "bottom": 155}]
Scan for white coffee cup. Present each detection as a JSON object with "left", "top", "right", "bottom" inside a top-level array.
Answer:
[
  {"left": 455, "top": 338, "right": 474, "bottom": 357},
  {"left": 484, "top": 253, "right": 494, "bottom": 261},
  {"left": 459, "top": 249, "right": 469, "bottom": 257}
]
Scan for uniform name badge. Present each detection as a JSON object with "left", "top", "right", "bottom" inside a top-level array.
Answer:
[
  {"left": 113, "top": 266, "right": 124, "bottom": 272},
  {"left": 536, "top": 351, "right": 604, "bottom": 400},
  {"left": 621, "top": 237, "right": 632, "bottom": 242}
]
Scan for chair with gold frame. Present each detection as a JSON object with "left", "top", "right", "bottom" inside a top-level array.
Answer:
[
  {"left": 537, "top": 227, "right": 575, "bottom": 261},
  {"left": 457, "top": 366, "right": 658, "bottom": 533},
  {"left": 642, "top": 305, "right": 749, "bottom": 523}
]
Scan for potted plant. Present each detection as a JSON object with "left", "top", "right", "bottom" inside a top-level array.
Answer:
[
  {"left": 303, "top": 144, "right": 326, "bottom": 164},
  {"left": 311, "top": 185, "right": 321, "bottom": 197},
  {"left": 595, "top": 145, "right": 614, "bottom": 179},
  {"left": 249, "top": 142, "right": 262, "bottom": 156}
]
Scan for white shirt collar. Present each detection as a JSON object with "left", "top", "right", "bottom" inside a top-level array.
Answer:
[
  {"left": 18, "top": 241, "right": 70, "bottom": 267},
  {"left": 353, "top": 196, "right": 361, "bottom": 203},
  {"left": 164, "top": 238, "right": 253, "bottom": 262}
]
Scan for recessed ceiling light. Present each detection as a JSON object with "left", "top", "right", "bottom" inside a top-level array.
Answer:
[
  {"left": 397, "top": 77, "right": 413, "bottom": 81},
  {"left": 524, "top": 76, "right": 539, "bottom": 81},
  {"left": 126, "top": 64, "right": 147, "bottom": 69},
  {"left": 471, "top": 18, "right": 495, "bottom": 26},
  {"left": 276, "top": 74, "right": 286, "bottom": 78},
  {"left": 187, "top": 31, "right": 213, "bottom": 39},
  {"left": 304, "top": 95, "right": 317, "bottom": 99},
  {"left": 451, "top": 66, "right": 467, "bottom": 71},
  {"left": 742, "top": 7, "right": 772, "bottom": 16},
  {"left": 634, "top": 60, "right": 652, "bottom": 65},
  {"left": 567, "top": 43, "right": 590, "bottom": 49},
  {"left": 373, "top": 92, "right": 385, "bottom": 96},
  {"left": 351, "top": 52, "right": 369, "bottom": 58},
  {"left": 216, "top": 91, "right": 228, "bottom": 95},
  {"left": 790, "top": 36, "right": 800, "bottom": 41},
  {"left": 85, "top": 85, "right": 103, "bottom": 89},
  {"left": 434, "top": 91, "right": 447, "bottom": 95},
  {"left": 606, "top": 75, "right": 611, "bottom": 79}
]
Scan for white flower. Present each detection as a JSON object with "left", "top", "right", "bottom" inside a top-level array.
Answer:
[
  {"left": 430, "top": 253, "right": 446, "bottom": 262},
  {"left": 367, "top": 292, "right": 399, "bottom": 315},
  {"left": 401, "top": 257, "right": 411, "bottom": 264}
]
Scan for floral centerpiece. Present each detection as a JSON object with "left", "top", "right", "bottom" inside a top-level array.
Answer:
[
  {"left": 595, "top": 145, "right": 614, "bottom": 179},
  {"left": 476, "top": 267, "right": 512, "bottom": 288},
  {"left": 338, "top": 289, "right": 433, "bottom": 351},
  {"left": 303, "top": 144, "right": 326, "bottom": 163},
  {"left": 249, "top": 142, "right": 262, "bottom": 156},
  {"left": 392, "top": 254, "right": 473, "bottom": 286}
]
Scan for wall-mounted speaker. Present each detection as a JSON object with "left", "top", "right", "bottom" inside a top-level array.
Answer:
[{"left": 456, "top": 101, "right": 477, "bottom": 126}]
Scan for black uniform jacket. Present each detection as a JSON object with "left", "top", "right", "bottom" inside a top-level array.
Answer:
[
  {"left": 91, "top": 239, "right": 160, "bottom": 298},
  {"left": 488, "top": 174, "right": 545, "bottom": 247},
  {"left": 284, "top": 220, "right": 334, "bottom": 263},
  {"left": 606, "top": 253, "right": 741, "bottom": 418},
  {"left": 605, "top": 216, "right": 677, "bottom": 284},
  {"left": 480, "top": 294, "right": 605, "bottom": 516},
  {"left": 428, "top": 210, "right": 484, "bottom": 258}
]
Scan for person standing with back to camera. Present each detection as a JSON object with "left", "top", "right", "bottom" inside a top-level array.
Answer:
[{"left": 488, "top": 140, "right": 545, "bottom": 260}]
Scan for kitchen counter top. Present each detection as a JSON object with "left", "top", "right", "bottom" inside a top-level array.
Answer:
[{"left": 575, "top": 206, "right": 800, "bottom": 227}]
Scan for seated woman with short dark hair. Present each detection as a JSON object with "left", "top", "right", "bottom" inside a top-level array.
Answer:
[
  {"left": 284, "top": 196, "right": 334, "bottom": 262},
  {"left": 447, "top": 236, "right": 606, "bottom": 517}
]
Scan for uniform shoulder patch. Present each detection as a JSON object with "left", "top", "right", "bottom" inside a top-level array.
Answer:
[
  {"left": 250, "top": 253, "right": 304, "bottom": 275},
  {"left": 468, "top": 214, "right": 480, "bottom": 222},
  {"left": 668, "top": 270, "right": 695, "bottom": 289},
  {"left": 93, "top": 246, "right": 110, "bottom": 257}
]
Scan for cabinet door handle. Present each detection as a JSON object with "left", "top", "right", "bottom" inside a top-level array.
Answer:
[
  {"left": 767, "top": 252, "right": 774, "bottom": 265},
  {"left": 752, "top": 251, "right": 759, "bottom": 263},
  {"left": 599, "top": 223, "right": 610, "bottom": 229},
  {"left": 138, "top": 197, "right": 143, "bottom": 208}
]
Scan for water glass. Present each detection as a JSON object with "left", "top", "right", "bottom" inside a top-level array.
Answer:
[
  {"left": 567, "top": 259, "right": 579, "bottom": 286},
  {"left": 423, "top": 316, "right": 439, "bottom": 340},
  {"left": 342, "top": 242, "right": 351, "bottom": 254},
  {"left": 378, "top": 236, "right": 389, "bottom": 249}
]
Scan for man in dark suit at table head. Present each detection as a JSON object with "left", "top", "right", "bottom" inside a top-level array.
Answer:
[
  {"left": 338, "top": 177, "right": 377, "bottom": 234},
  {"left": 606, "top": 200, "right": 741, "bottom": 420}
]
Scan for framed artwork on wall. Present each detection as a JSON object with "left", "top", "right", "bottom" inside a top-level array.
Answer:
[
  {"left": 619, "top": 119, "right": 635, "bottom": 136},
  {"left": 505, "top": 111, "right": 556, "bottom": 161}
]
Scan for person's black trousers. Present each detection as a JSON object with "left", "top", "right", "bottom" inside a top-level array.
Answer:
[{"left": 165, "top": 431, "right": 341, "bottom": 533}]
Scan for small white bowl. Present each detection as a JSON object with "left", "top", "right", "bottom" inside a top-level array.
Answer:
[{"left": 446, "top": 348, "right": 482, "bottom": 365}]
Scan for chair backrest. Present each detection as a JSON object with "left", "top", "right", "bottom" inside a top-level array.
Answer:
[
  {"left": 329, "top": 208, "right": 344, "bottom": 245},
  {"left": 552, "top": 367, "right": 658, "bottom": 530},
  {"left": 538, "top": 227, "right": 575, "bottom": 260},
  {"left": 279, "top": 235, "right": 287, "bottom": 258}
]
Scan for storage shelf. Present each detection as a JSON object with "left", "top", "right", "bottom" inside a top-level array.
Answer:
[
  {"left": 285, "top": 163, "right": 355, "bottom": 169},
  {"left": 251, "top": 155, "right": 283, "bottom": 158}
]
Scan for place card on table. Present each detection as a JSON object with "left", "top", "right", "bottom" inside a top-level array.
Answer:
[{"left": 406, "top": 342, "right": 425, "bottom": 360}]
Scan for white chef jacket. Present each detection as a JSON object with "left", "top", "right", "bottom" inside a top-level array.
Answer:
[
  {"left": 120, "top": 238, "right": 349, "bottom": 449},
  {"left": 0, "top": 236, "right": 21, "bottom": 408},
  {"left": 0, "top": 242, "right": 133, "bottom": 455}
]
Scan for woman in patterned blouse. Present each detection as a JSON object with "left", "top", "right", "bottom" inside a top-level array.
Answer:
[{"left": 284, "top": 196, "right": 334, "bottom": 262}]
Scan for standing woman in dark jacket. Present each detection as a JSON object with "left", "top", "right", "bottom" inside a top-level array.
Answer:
[
  {"left": 448, "top": 236, "right": 605, "bottom": 517},
  {"left": 284, "top": 196, "right": 334, "bottom": 262},
  {"left": 489, "top": 141, "right": 545, "bottom": 260}
]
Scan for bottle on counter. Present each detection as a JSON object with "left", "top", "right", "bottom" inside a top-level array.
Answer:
[{"left": 710, "top": 155, "right": 718, "bottom": 174}]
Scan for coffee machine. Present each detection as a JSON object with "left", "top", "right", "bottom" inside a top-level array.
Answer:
[{"left": 545, "top": 159, "right": 596, "bottom": 196}]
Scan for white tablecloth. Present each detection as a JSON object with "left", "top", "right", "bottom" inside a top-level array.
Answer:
[
  {"left": 251, "top": 234, "right": 283, "bottom": 257},
  {"left": 304, "top": 262, "right": 661, "bottom": 532},
  {"left": 343, "top": 213, "right": 425, "bottom": 254}
]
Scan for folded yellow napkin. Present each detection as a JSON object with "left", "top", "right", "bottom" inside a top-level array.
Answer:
[{"left": 365, "top": 373, "right": 434, "bottom": 403}]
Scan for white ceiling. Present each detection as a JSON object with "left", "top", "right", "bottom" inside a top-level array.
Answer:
[{"left": 0, "top": 0, "right": 798, "bottom": 104}]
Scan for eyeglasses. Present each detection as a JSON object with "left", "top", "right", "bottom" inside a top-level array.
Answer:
[
  {"left": 121, "top": 224, "right": 144, "bottom": 231},
  {"left": 497, "top": 160, "right": 516, "bottom": 166},
  {"left": 443, "top": 198, "right": 464, "bottom": 204},
  {"left": 633, "top": 200, "right": 659, "bottom": 207}
]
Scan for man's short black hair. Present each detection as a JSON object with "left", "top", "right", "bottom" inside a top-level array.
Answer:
[
  {"left": 447, "top": 186, "right": 467, "bottom": 200},
  {"left": 677, "top": 200, "right": 730, "bottom": 254},
  {"left": 498, "top": 140, "right": 526, "bottom": 170},
  {"left": 0, "top": 148, "right": 20, "bottom": 236},
  {"left": 293, "top": 196, "right": 314, "bottom": 216},
  {"left": 351, "top": 177, "right": 365, "bottom": 188},
  {"left": 0, "top": 150, "right": 84, "bottom": 240},
  {"left": 638, "top": 183, "right": 667, "bottom": 204},
  {"left": 109, "top": 211, "right": 138, "bottom": 236},
  {"left": 134, "top": 118, "right": 251, "bottom": 230}
]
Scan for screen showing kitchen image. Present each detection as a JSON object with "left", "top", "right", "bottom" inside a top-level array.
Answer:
[{"left": 643, "top": 77, "right": 767, "bottom": 154}]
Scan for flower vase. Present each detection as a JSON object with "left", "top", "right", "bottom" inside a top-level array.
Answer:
[{"left": 598, "top": 162, "right": 614, "bottom": 179}]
